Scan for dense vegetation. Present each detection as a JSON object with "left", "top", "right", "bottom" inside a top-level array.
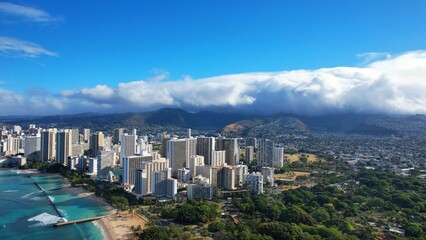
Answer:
[
  {"left": 160, "top": 200, "right": 219, "bottom": 224},
  {"left": 139, "top": 165, "right": 426, "bottom": 239},
  {"left": 21, "top": 158, "right": 426, "bottom": 239},
  {"left": 45, "top": 163, "right": 138, "bottom": 210},
  {"left": 227, "top": 168, "right": 426, "bottom": 239}
]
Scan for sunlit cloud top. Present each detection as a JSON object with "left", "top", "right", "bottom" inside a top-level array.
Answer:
[{"left": 1, "top": 51, "right": 426, "bottom": 116}]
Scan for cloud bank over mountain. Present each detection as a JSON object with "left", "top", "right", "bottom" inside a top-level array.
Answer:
[{"left": 2, "top": 51, "right": 426, "bottom": 116}]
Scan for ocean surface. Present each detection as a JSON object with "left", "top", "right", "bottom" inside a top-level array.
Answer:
[{"left": 0, "top": 170, "right": 111, "bottom": 240}]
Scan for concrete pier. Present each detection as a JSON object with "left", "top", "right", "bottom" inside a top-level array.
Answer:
[{"left": 53, "top": 216, "right": 107, "bottom": 227}]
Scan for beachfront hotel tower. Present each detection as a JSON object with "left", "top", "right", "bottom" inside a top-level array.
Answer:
[
  {"left": 24, "top": 134, "right": 41, "bottom": 159},
  {"left": 40, "top": 128, "right": 57, "bottom": 162},
  {"left": 56, "top": 129, "right": 72, "bottom": 165},
  {"left": 90, "top": 132, "right": 104, "bottom": 158}
]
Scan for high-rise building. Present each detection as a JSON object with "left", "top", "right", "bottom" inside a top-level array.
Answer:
[
  {"left": 166, "top": 178, "right": 178, "bottom": 199},
  {"left": 187, "top": 128, "right": 192, "bottom": 138},
  {"left": 261, "top": 167, "right": 275, "bottom": 186},
  {"left": 71, "top": 128, "right": 79, "bottom": 144},
  {"left": 40, "top": 128, "right": 57, "bottom": 162},
  {"left": 246, "top": 172, "right": 263, "bottom": 194},
  {"left": 77, "top": 156, "right": 89, "bottom": 172},
  {"left": 90, "top": 132, "right": 104, "bottom": 158},
  {"left": 122, "top": 155, "right": 154, "bottom": 186},
  {"left": 188, "top": 155, "right": 204, "bottom": 178},
  {"left": 103, "top": 136, "right": 112, "bottom": 151},
  {"left": 89, "top": 158, "right": 98, "bottom": 174},
  {"left": 0, "top": 140, "right": 5, "bottom": 156},
  {"left": 56, "top": 130, "right": 72, "bottom": 165},
  {"left": 257, "top": 139, "right": 274, "bottom": 167},
  {"left": 13, "top": 125, "right": 22, "bottom": 135},
  {"left": 159, "top": 132, "right": 170, "bottom": 157},
  {"left": 215, "top": 138, "right": 239, "bottom": 165},
  {"left": 97, "top": 150, "right": 116, "bottom": 180},
  {"left": 24, "top": 135, "right": 41, "bottom": 159},
  {"left": 196, "top": 137, "right": 215, "bottom": 165},
  {"left": 151, "top": 168, "right": 177, "bottom": 199},
  {"left": 217, "top": 164, "right": 236, "bottom": 190},
  {"left": 72, "top": 144, "right": 84, "bottom": 156},
  {"left": 137, "top": 137, "right": 151, "bottom": 154},
  {"left": 28, "top": 125, "right": 39, "bottom": 135},
  {"left": 177, "top": 168, "right": 191, "bottom": 183},
  {"left": 186, "top": 138, "right": 197, "bottom": 166},
  {"left": 113, "top": 128, "right": 125, "bottom": 144},
  {"left": 133, "top": 157, "right": 169, "bottom": 194},
  {"left": 188, "top": 175, "right": 213, "bottom": 200},
  {"left": 151, "top": 168, "right": 171, "bottom": 197},
  {"left": 235, "top": 164, "right": 248, "bottom": 187},
  {"left": 211, "top": 150, "right": 226, "bottom": 167},
  {"left": 135, "top": 169, "right": 147, "bottom": 195},
  {"left": 245, "top": 137, "right": 257, "bottom": 149},
  {"left": 120, "top": 134, "right": 137, "bottom": 160},
  {"left": 67, "top": 156, "right": 78, "bottom": 170},
  {"left": 6, "top": 135, "right": 21, "bottom": 155},
  {"left": 245, "top": 146, "right": 254, "bottom": 164},
  {"left": 83, "top": 129, "right": 90, "bottom": 142},
  {"left": 211, "top": 167, "right": 221, "bottom": 188},
  {"left": 273, "top": 147, "right": 284, "bottom": 168},
  {"left": 195, "top": 165, "right": 213, "bottom": 182},
  {"left": 166, "top": 138, "right": 196, "bottom": 176}
]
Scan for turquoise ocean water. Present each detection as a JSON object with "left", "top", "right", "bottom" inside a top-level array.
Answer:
[{"left": 0, "top": 170, "right": 111, "bottom": 240}]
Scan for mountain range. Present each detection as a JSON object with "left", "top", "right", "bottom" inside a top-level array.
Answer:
[{"left": 1, "top": 108, "right": 426, "bottom": 137}]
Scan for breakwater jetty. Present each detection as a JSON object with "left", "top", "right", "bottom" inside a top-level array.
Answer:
[{"left": 29, "top": 176, "right": 64, "bottom": 218}]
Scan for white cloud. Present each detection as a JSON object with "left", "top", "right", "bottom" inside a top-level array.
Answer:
[
  {"left": 0, "top": 36, "right": 57, "bottom": 58},
  {"left": 0, "top": 2, "right": 57, "bottom": 23},
  {"left": 2, "top": 50, "right": 426, "bottom": 115},
  {"left": 80, "top": 85, "right": 115, "bottom": 100}
]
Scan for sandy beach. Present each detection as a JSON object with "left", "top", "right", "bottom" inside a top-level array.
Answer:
[
  {"left": 60, "top": 186, "right": 147, "bottom": 240},
  {"left": 96, "top": 211, "right": 148, "bottom": 240}
]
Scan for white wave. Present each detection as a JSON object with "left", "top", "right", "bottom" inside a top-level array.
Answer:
[
  {"left": 28, "top": 212, "right": 63, "bottom": 227},
  {"left": 20, "top": 192, "right": 36, "bottom": 199},
  {"left": 58, "top": 209, "right": 68, "bottom": 219},
  {"left": 2, "top": 190, "right": 19, "bottom": 193},
  {"left": 93, "top": 220, "right": 108, "bottom": 239},
  {"left": 48, "top": 196, "right": 55, "bottom": 202}
]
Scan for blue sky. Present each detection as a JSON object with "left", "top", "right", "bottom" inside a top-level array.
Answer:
[{"left": 1, "top": 1, "right": 426, "bottom": 115}]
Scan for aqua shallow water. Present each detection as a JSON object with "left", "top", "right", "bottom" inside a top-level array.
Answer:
[{"left": 0, "top": 170, "right": 110, "bottom": 240}]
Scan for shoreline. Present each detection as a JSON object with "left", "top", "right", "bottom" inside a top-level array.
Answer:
[
  {"left": 3, "top": 168, "right": 148, "bottom": 239},
  {"left": 94, "top": 218, "right": 114, "bottom": 240},
  {"left": 57, "top": 181, "right": 148, "bottom": 239}
]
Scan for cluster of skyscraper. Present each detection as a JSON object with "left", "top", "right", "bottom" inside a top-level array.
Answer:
[{"left": 1, "top": 125, "right": 284, "bottom": 200}]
